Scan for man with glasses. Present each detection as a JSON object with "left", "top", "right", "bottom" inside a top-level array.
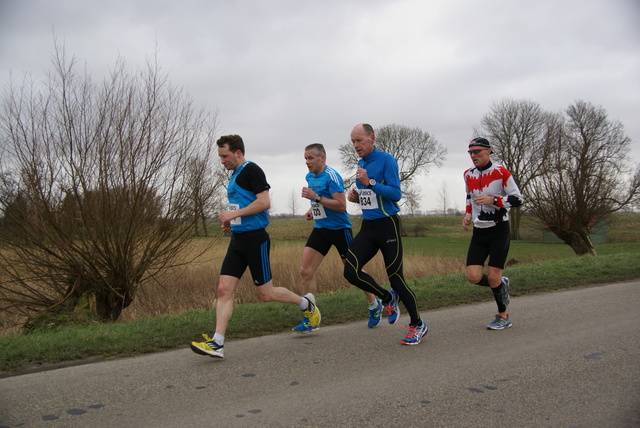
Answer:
[{"left": 462, "top": 137, "right": 524, "bottom": 330}]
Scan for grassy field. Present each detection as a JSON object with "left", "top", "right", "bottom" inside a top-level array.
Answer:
[{"left": 0, "top": 213, "right": 639, "bottom": 374}]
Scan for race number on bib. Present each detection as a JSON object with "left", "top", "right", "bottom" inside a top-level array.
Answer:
[
  {"left": 310, "top": 202, "right": 327, "bottom": 219},
  {"left": 228, "top": 203, "right": 241, "bottom": 225},
  {"left": 358, "top": 189, "right": 379, "bottom": 210}
]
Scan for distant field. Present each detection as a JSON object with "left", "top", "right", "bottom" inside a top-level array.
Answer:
[
  {"left": 118, "top": 213, "right": 639, "bottom": 321},
  {"left": 1, "top": 213, "right": 638, "bottom": 336},
  {"left": 0, "top": 213, "right": 638, "bottom": 372},
  {"left": 265, "top": 212, "right": 640, "bottom": 243}
]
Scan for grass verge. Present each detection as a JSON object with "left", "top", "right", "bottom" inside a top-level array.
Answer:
[{"left": 1, "top": 251, "right": 638, "bottom": 374}]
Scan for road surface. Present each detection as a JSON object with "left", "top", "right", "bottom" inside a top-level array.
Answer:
[{"left": 1, "top": 281, "right": 639, "bottom": 427}]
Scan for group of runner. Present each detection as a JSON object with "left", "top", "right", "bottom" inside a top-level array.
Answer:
[{"left": 190, "top": 124, "right": 523, "bottom": 359}]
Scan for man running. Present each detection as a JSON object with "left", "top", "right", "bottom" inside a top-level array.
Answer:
[
  {"left": 462, "top": 137, "right": 524, "bottom": 330},
  {"left": 344, "top": 124, "right": 428, "bottom": 346},
  {"left": 293, "top": 143, "right": 380, "bottom": 333},
  {"left": 190, "top": 134, "right": 321, "bottom": 358}
]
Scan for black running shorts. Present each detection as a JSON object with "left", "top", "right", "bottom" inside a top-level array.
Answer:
[
  {"left": 220, "top": 228, "right": 272, "bottom": 286},
  {"left": 305, "top": 227, "right": 353, "bottom": 259},
  {"left": 466, "top": 221, "right": 511, "bottom": 269}
]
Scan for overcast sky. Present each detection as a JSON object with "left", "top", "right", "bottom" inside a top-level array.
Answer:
[{"left": 1, "top": 0, "right": 639, "bottom": 214}]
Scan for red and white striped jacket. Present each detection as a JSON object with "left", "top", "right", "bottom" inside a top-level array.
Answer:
[{"left": 464, "top": 161, "right": 524, "bottom": 229}]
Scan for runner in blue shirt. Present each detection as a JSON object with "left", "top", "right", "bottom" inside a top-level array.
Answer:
[
  {"left": 344, "top": 124, "right": 428, "bottom": 346},
  {"left": 293, "top": 143, "right": 380, "bottom": 333},
  {"left": 190, "top": 135, "right": 321, "bottom": 358}
]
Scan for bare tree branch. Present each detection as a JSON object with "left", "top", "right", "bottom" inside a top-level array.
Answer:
[
  {"left": 474, "top": 98, "right": 560, "bottom": 238},
  {"left": 0, "top": 42, "right": 220, "bottom": 326},
  {"left": 526, "top": 100, "right": 637, "bottom": 255}
]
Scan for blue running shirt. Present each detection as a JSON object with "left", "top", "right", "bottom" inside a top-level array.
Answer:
[
  {"left": 306, "top": 165, "right": 351, "bottom": 230},
  {"left": 355, "top": 148, "right": 402, "bottom": 220},
  {"left": 227, "top": 161, "right": 270, "bottom": 233}
]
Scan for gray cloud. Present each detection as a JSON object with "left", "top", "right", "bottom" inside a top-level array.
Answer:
[{"left": 1, "top": 0, "right": 638, "bottom": 213}]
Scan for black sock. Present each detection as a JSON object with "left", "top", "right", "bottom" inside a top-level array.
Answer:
[
  {"left": 381, "top": 290, "right": 393, "bottom": 305},
  {"left": 476, "top": 274, "right": 491, "bottom": 287},
  {"left": 492, "top": 284, "right": 507, "bottom": 313}
]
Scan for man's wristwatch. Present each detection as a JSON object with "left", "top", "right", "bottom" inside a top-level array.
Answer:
[
  {"left": 367, "top": 179, "right": 376, "bottom": 189},
  {"left": 315, "top": 195, "right": 322, "bottom": 203},
  {"left": 493, "top": 197, "right": 499, "bottom": 205}
]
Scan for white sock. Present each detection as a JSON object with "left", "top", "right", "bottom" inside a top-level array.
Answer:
[
  {"left": 213, "top": 333, "right": 224, "bottom": 345},
  {"left": 368, "top": 300, "right": 378, "bottom": 310},
  {"left": 298, "top": 297, "right": 310, "bottom": 311},
  {"left": 304, "top": 292, "right": 316, "bottom": 305}
]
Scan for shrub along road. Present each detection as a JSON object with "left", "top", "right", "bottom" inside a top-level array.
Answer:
[{"left": 1, "top": 281, "right": 639, "bottom": 427}]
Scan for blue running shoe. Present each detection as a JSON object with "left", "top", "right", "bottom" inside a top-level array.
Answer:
[
  {"left": 487, "top": 314, "right": 512, "bottom": 330},
  {"left": 368, "top": 299, "right": 383, "bottom": 328},
  {"left": 384, "top": 290, "right": 400, "bottom": 324},
  {"left": 292, "top": 316, "right": 319, "bottom": 334},
  {"left": 401, "top": 321, "right": 428, "bottom": 345}
]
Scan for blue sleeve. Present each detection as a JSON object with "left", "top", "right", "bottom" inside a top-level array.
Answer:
[
  {"left": 374, "top": 154, "right": 402, "bottom": 201},
  {"left": 328, "top": 175, "right": 344, "bottom": 194}
]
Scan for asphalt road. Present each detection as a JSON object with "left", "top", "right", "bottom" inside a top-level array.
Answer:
[{"left": 1, "top": 281, "right": 639, "bottom": 428}]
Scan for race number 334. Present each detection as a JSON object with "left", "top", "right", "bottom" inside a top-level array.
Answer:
[{"left": 358, "top": 189, "right": 379, "bottom": 210}]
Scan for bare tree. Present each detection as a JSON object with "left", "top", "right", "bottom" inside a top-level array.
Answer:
[
  {"left": 437, "top": 181, "right": 449, "bottom": 216},
  {"left": 288, "top": 188, "right": 300, "bottom": 216},
  {"left": 528, "top": 100, "right": 639, "bottom": 256},
  {"left": 474, "top": 99, "right": 559, "bottom": 238},
  {"left": 267, "top": 190, "right": 276, "bottom": 216},
  {"left": 0, "top": 44, "right": 219, "bottom": 326},
  {"left": 400, "top": 181, "right": 421, "bottom": 217},
  {"left": 185, "top": 153, "right": 228, "bottom": 237},
  {"left": 338, "top": 124, "right": 447, "bottom": 210}
]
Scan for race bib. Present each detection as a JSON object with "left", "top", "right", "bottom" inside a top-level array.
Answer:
[
  {"left": 358, "top": 189, "right": 379, "bottom": 210},
  {"left": 310, "top": 202, "right": 327, "bottom": 219},
  {"left": 228, "top": 203, "right": 241, "bottom": 225}
]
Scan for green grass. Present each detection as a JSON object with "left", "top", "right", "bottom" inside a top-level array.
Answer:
[
  {"left": 1, "top": 248, "right": 639, "bottom": 374},
  {"left": 402, "top": 237, "right": 630, "bottom": 262},
  {"left": 1, "top": 213, "right": 638, "bottom": 374}
]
